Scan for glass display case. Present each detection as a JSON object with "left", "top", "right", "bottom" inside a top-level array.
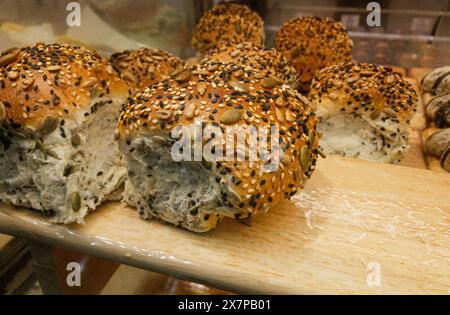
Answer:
[{"left": 0, "top": 0, "right": 449, "bottom": 296}]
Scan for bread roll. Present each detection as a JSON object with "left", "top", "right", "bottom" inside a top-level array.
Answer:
[
  {"left": 275, "top": 16, "right": 353, "bottom": 93},
  {"left": 0, "top": 43, "right": 129, "bottom": 223},
  {"left": 421, "top": 66, "right": 450, "bottom": 95},
  {"left": 309, "top": 62, "right": 418, "bottom": 164},
  {"left": 117, "top": 61, "right": 319, "bottom": 232},
  {"left": 424, "top": 93, "right": 450, "bottom": 128},
  {"left": 201, "top": 42, "right": 300, "bottom": 90},
  {"left": 191, "top": 2, "right": 265, "bottom": 55},
  {"left": 110, "top": 48, "right": 185, "bottom": 94}
]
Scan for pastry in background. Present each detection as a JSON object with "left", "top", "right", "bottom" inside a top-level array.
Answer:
[
  {"left": 0, "top": 43, "right": 129, "bottom": 223},
  {"left": 275, "top": 16, "right": 353, "bottom": 94},
  {"left": 110, "top": 48, "right": 185, "bottom": 94},
  {"left": 191, "top": 2, "right": 265, "bottom": 55},
  {"left": 423, "top": 128, "right": 450, "bottom": 172},
  {"left": 424, "top": 93, "right": 450, "bottom": 128},
  {"left": 309, "top": 62, "right": 418, "bottom": 164},
  {"left": 421, "top": 66, "right": 450, "bottom": 96},
  {"left": 201, "top": 42, "right": 300, "bottom": 90},
  {"left": 117, "top": 61, "right": 319, "bottom": 232}
]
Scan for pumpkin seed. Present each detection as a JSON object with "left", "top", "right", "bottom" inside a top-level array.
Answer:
[
  {"left": 35, "top": 140, "right": 48, "bottom": 159},
  {"left": 220, "top": 109, "right": 242, "bottom": 125},
  {"left": 184, "top": 103, "right": 196, "bottom": 119},
  {"left": 114, "top": 175, "right": 126, "bottom": 191},
  {"left": 174, "top": 69, "right": 191, "bottom": 83},
  {"left": 230, "top": 81, "right": 248, "bottom": 93},
  {"left": 285, "top": 109, "right": 295, "bottom": 123},
  {"left": 262, "top": 77, "right": 280, "bottom": 89},
  {"left": 71, "top": 132, "right": 81, "bottom": 147},
  {"left": 46, "top": 149, "right": 60, "bottom": 160},
  {"left": 197, "top": 82, "right": 206, "bottom": 96},
  {"left": 22, "top": 77, "right": 35, "bottom": 90},
  {"left": 64, "top": 164, "right": 80, "bottom": 177},
  {"left": 0, "top": 102, "right": 5, "bottom": 121},
  {"left": 281, "top": 154, "right": 292, "bottom": 166},
  {"left": 275, "top": 97, "right": 285, "bottom": 107},
  {"left": 0, "top": 48, "right": 19, "bottom": 67},
  {"left": 383, "top": 108, "right": 397, "bottom": 118},
  {"left": 71, "top": 192, "right": 81, "bottom": 212},
  {"left": 7, "top": 71, "right": 19, "bottom": 81},
  {"left": 275, "top": 107, "right": 285, "bottom": 122},
  {"left": 37, "top": 116, "right": 59, "bottom": 135},
  {"left": 300, "top": 146, "right": 311, "bottom": 173},
  {"left": 234, "top": 24, "right": 242, "bottom": 33},
  {"left": 82, "top": 78, "right": 97, "bottom": 88}
]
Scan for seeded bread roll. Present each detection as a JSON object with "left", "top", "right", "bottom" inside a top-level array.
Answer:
[
  {"left": 201, "top": 42, "right": 300, "bottom": 90},
  {"left": 0, "top": 43, "right": 129, "bottom": 223},
  {"left": 191, "top": 2, "right": 265, "bottom": 55},
  {"left": 117, "top": 61, "right": 319, "bottom": 232},
  {"left": 309, "top": 62, "right": 418, "bottom": 164},
  {"left": 421, "top": 66, "right": 450, "bottom": 96},
  {"left": 275, "top": 16, "right": 353, "bottom": 93},
  {"left": 110, "top": 48, "right": 185, "bottom": 94}
]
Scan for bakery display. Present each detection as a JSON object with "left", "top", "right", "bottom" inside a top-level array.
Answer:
[
  {"left": 0, "top": 43, "right": 129, "bottom": 223},
  {"left": 309, "top": 62, "right": 418, "bottom": 163},
  {"left": 110, "top": 48, "right": 185, "bottom": 94},
  {"left": 275, "top": 16, "right": 353, "bottom": 93},
  {"left": 421, "top": 66, "right": 450, "bottom": 96},
  {"left": 201, "top": 42, "right": 300, "bottom": 90},
  {"left": 117, "top": 61, "right": 319, "bottom": 232},
  {"left": 191, "top": 2, "right": 265, "bottom": 55}
]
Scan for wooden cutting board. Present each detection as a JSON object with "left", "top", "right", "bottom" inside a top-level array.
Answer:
[{"left": 0, "top": 156, "right": 449, "bottom": 294}]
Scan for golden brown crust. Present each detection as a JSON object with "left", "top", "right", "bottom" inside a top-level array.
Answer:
[
  {"left": 201, "top": 42, "right": 300, "bottom": 90},
  {"left": 191, "top": 3, "right": 265, "bottom": 55},
  {"left": 309, "top": 62, "right": 418, "bottom": 125},
  {"left": 275, "top": 16, "right": 353, "bottom": 93},
  {"left": 0, "top": 43, "right": 129, "bottom": 136},
  {"left": 118, "top": 61, "right": 319, "bottom": 220},
  {"left": 110, "top": 48, "right": 185, "bottom": 94}
]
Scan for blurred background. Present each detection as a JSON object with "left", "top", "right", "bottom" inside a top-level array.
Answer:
[{"left": 0, "top": 0, "right": 449, "bottom": 295}]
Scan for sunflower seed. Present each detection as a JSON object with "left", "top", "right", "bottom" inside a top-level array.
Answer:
[
  {"left": 192, "top": 69, "right": 209, "bottom": 75},
  {"left": 184, "top": 103, "right": 196, "bottom": 119},
  {"left": 220, "top": 109, "right": 242, "bottom": 125},
  {"left": 37, "top": 116, "right": 59, "bottom": 135},
  {"left": 346, "top": 77, "right": 358, "bottom": 84},
  {"left": 46, "top": 149, "right": 60, "bottom": 160},
  {"left": 197, "top": 82, "right": 206, "bottom": 96},
  {"left": 174, "top": 69, "right": 191, "bottom": 83},
  {"left": 305, "top": 29, "right": 314, "bottom": 37},
  {"left": 300, "top": 146, "right": 311, "bottom": 173},
  {"left": 230, "top": 50, "right": 239, "bottom": 58},
  {"left": 230, "top": 81, "right": 248, "bottom": 93},
  {"left": 370, "top": 109, "right": 381, "bottom": 120},
  {"left": 0, "top": 48, "right": 19, "bottom": 66},
  {"left": 71, "top": 192, "right": 81, "bottom": 212},
  {"left": 291, "top": 47, "right": 302, "bottom": 59},
  {"left": 48, "top": 65, "right": 61, "bottom": 72},
  {"left": 207, "top": 64, "right": 218, "bottom": 72},
  {"left": 255, "top": 72, "right": 265, "bottom": 79},
  {"left": 114, "top": 175, "right": 126, "bottom": 191},
  {"left": 122, "top": 70, "right": 136, "bottom": 82},
  {"left": 234, "top": 70, "right": 244, "bottom": 78},
  {"left": 383, "top": 108, "right": 397, "bottom": 118},
  {"left": 106, "top": 65, "right": 114, "bottom": 75},
  {"left": 328, "top": 92, "right": 338, "bottom": 100}
]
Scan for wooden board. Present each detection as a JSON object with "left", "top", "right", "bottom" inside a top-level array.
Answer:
[{"left": 0, "top": 156, "right": 449, "bottom": 294}]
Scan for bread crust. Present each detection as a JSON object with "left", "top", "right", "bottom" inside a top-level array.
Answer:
[
  {"left": 275, "top": 16, "right": 353, "bottom": 93},
  {"left": 118, "top": 61, "right": 319, "bottom": 223},
  {"left": 191, "top": 3, "right": 265, "bottom": 55},
  {"left": 110, "top": 48, "right": 185, "bottom": 94},
  {"left": 0, "top": 43, "right": 129, "bottom": 137},
  {"left": 201, "top": 42, "right": 300, "bottom": 90}
]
